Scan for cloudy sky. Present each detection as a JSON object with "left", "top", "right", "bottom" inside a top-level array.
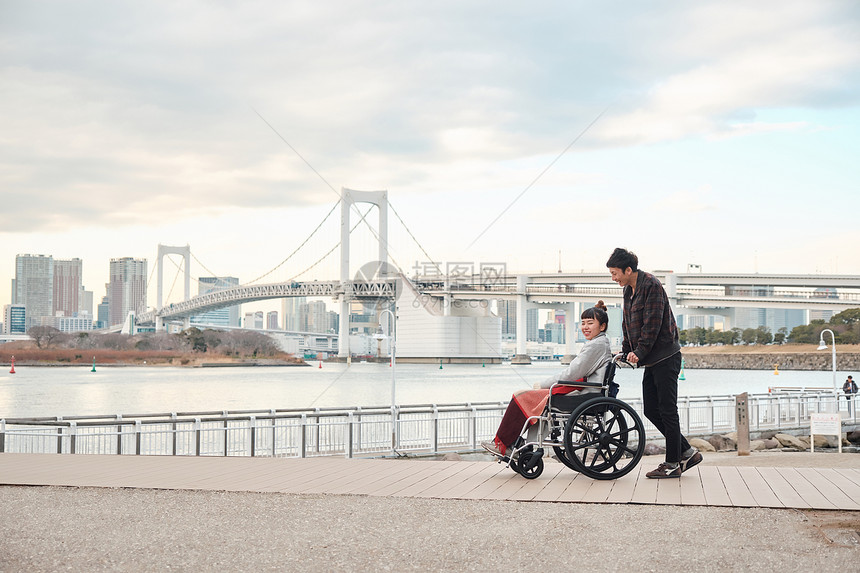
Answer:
[{"left": 1, "top": 1, "right": 858, "bottom": 311}]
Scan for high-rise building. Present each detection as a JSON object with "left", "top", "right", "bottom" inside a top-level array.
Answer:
[
  {"left": 3, "top": 304, "right": 26, "bottom": 334},
  {"left": 526, "top": 308, "right": 540, "bottom": 341},
  {"left": 282, "top": 297, "right": 306, "bottom": 331},
  {"left": 41, "top": 313, "right": 94, "bottom": 333},
  {"left": 97, "top": 295, "right": 110, "bottom": 329},
  {"left": 53, "top": 258, "right": 83, "bottom": 318},
  {"left": 243, "top": 311, "right": 264, "bottom": 329},
  {"left": 266, "top": 311, "right": 279, "bottom": 330},
  {"left": 544, "top": 320, "right": 565, "bottom": 344},
  {"left": 81, "top": 289, "right": 94, "bottom": 317},
  {"left": 109, "top": 257, "right": 148, "bottom": 326},
  {"left": 305, "top": 300, "right": 329, "bottom": 333},
  {"left": 190, "top": 276, "right": 240, "bottom": 327},
  {"left": 13, "top": 254, "right": 54, "bottom": 329},
  {"left": 497, "top": 300, "right": 517, "bottom": 340}
]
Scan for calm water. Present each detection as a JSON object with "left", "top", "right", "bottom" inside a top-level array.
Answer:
[{"left": 0, "top": 362, "right": 850, "bottom": 419}]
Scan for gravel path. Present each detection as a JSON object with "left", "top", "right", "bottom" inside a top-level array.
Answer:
[{"left": 1, "top": 450, "right": 859, "bottom": 572}]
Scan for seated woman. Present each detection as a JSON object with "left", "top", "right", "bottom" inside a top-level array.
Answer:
[{"left": 481, "top": 301, "right": 611, "bottom": 457}]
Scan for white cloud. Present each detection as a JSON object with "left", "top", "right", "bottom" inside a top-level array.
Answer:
[
  {"left": 1, "top": 0, "right": 859, "bottom": 309},
  {"left": 652, "top": 187, "right": 717, "bottom": 214}
]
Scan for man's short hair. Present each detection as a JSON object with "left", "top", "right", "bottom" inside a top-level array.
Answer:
[{"left": 606, "top": 248, "right": 638, "bottom": 272}]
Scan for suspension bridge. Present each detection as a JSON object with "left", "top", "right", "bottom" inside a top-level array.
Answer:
[{"left": 125, "top": 188, "right": 860, "bottom": 362}]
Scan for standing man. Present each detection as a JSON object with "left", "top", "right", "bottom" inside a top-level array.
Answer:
[
  {"left": 844, "top": 375, "right": 857, "bottom": 414},
  {"left": 606, "top": 248, "right": 702, "bottom": 478}
]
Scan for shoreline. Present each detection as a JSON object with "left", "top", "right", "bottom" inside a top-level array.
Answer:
[
  {"left": 1, "top": 343, "right": 858, "bottom": 370},
  {"left": 0, "top": 359, "right": 310, "bottom": 368}
]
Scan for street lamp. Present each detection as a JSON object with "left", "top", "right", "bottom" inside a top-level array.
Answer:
[
  {"left": 817, "top": 328, "right": 838, "bottom": 395},
  {"left": 375, "top": 308, "right": 397, "bottom": 453}
]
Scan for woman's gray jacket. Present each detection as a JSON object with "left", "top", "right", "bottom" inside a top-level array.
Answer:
[{"left": 538, "top": 333, "right": 611, "bottom": 389}]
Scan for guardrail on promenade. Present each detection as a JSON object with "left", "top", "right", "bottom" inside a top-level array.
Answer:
[{"left": 1, "top": 392, "right": 856, "bottom": 458}]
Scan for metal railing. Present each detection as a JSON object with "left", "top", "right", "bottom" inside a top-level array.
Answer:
[{"left": 1, "top": 392, "right": 856, "bottom": 458}]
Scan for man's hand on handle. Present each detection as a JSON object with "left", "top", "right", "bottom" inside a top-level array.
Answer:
[{"left": 626, "top": 352, "right": 639, "bottom": 365}]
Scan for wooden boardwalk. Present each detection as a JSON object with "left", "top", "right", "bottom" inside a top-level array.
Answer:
[{"left": 1, "top": 453, "right": 859, "bottom": 511}]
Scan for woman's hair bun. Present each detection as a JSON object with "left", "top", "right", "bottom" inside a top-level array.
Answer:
[{"left": 594, "top": 300, "right": 607, "bottom": 312}]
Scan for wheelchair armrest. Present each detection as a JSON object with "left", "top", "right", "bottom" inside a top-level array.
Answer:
[
  {"left": 552, "top": 381, "right": 604, "bottom": 390},
  {"left": 549, "top": 381, "right": 605, "bottom": 397}
]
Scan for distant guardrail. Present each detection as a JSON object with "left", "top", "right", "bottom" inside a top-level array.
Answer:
[{"left": 1, "top": 392, "right": 856, "bottom": 458}]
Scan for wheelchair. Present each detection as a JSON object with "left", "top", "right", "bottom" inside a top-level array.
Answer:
[{"left": 491, "top": 355, "right": 645, "bottom": 481}]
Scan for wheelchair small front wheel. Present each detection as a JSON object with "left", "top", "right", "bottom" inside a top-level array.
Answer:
[{"left": 517, "top": 450, "right": 544, "bottom": 479}]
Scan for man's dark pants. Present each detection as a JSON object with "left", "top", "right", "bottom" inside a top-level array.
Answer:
[{"left": 641, "top": 352, "right": 690, "bottom": 464}]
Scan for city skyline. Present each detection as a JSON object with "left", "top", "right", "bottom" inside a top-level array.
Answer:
[{"left": 2, "top": 1, "right": 859, "bottom": 313}]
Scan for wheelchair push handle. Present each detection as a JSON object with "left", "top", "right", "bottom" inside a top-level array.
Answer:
[{"left": 612, "top": 353, "right": 637, "bottom": 368}]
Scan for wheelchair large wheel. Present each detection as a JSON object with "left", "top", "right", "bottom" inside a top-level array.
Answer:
[
  {"left": 552, "top": 446, "right": 580, "bottom": 472},
  {"left": 562, "top": 396, "right": 645, "bottom": 480}
]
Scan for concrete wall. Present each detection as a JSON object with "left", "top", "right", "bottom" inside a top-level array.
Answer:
[
  {"left": 395, "top": 281, "right": 501, "bottom": 360},
  {"left": 682, "top": 351, "right": 860, "bottom": 371}
]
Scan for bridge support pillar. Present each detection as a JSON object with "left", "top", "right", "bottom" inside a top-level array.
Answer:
[
  {"left": 157, "top": 244, "right": 191, "bottom": 309},
  {"left": 562, "top": 302, "right": 579, "bottom": 364},
  {"left": 511, "top": 275, "right": 531, "bottom": 365},
  {"left": 338, "top": 295, "right": 349, "bottom": 360},
  {"left": 338, "top": 188, "right": 389, "bottom": 361},
  {"left": 665, "top": 273, "right": 678, "bottom": 317}
]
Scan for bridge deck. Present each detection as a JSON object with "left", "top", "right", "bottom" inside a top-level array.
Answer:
[{"left": 1, "top": 453, "right": 858, "bottom": 511}]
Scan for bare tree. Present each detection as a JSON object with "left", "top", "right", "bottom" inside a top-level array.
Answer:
[{"left": 28, "top": 326, "right": 67, "bottom": 349}]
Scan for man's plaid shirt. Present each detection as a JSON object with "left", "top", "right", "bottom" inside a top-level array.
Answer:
[{"left": 621, "top": 271, "right": 681, "bottom": 367}]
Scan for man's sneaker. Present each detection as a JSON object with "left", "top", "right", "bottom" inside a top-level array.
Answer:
[
  {"left": 645, "top": 462, "right": 681, "bottom": 479},
  {"left": 480, "top": 440, "right": 504, "bottom": 457},
  {"left": 681, "top": 450, "right": 703, "bottom": 473}
]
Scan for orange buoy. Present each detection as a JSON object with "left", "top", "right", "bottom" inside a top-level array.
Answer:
[{"left": 9, "top": 355, "right": 15, "bottom": 374}]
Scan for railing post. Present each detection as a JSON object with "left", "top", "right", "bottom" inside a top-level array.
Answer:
[
  {"left": 314, "top": 408, "right": 321, "bottom": 454},
  {"left": 56, "top": 416, "right": 63, "bottom": 454},
  {"left": 300, "top": 413, "right": 307, "bottom": 458},
  {"left": 270, "top": 409, "right": 276, "bottom": 458},
  {"left": 194, "top": 418, "right": 201, "bottom": 456},
  {"left": 68, "top": 422, "right": 76, "bottom": 454},
  {"left": 708, "top": 397, "right": 714, "bottom": 434},
  {"left": 0, "top": 419, "right": 5, "bottom": 453},
  {"left": 116, "top": 414, "right": 123, "bottom": 455},
  {"left": 223, "top": 411, "right": 229, "bottom": 457},
  {"left": 249, "top": 415, "right": 256, "bottom": 457},
  {"left": 432, "top": 405, "right": 439, "bottom": 454},
  {"left": 469, "top": 404, "right": 478, "bottom": 450},
  {"left": 135, "top": 420, "right": 142, "bottom": 455},
  {"left": 346, "top": 412, "right": 354, "bottom": 459},
  {"left": 393, "top": 406, "right": 400, "bottom": 451},
  {"left": 682, "top": 397, "right": 690, "bottom": 435},
  {"left": 171, "top": 413, "right": 178, "bottom": 456},
  {"left": 355, "top": 406, "right": 362, "bottom": 452}
]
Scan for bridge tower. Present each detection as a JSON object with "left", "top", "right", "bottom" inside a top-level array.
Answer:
[
  {"left": 156, "top": 244, "right": 191, "bottom": 331},
  {"left": 339, "top": 188, "right": 389, "bottom": 359}
]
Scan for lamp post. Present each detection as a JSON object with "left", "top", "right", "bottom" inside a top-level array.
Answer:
[
  {"left": 817, "top": 328, "right": 838, "bottom": 396},
  {"left": 376, "top": 308, "right": 397, "bottom": 453}
]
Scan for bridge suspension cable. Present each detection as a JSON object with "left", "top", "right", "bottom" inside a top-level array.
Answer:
[
  {"left": 388, "top": 200, "right": 443, "bottom": 276},
  {"left": 244, "top": 200, "right": 341, "bottom": 285},
  {"left": 191, "top": 251, "right": 221, "bottom": 283},
  {"left": 164, "top": 255, "right": 185, "bottom": 302}
]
